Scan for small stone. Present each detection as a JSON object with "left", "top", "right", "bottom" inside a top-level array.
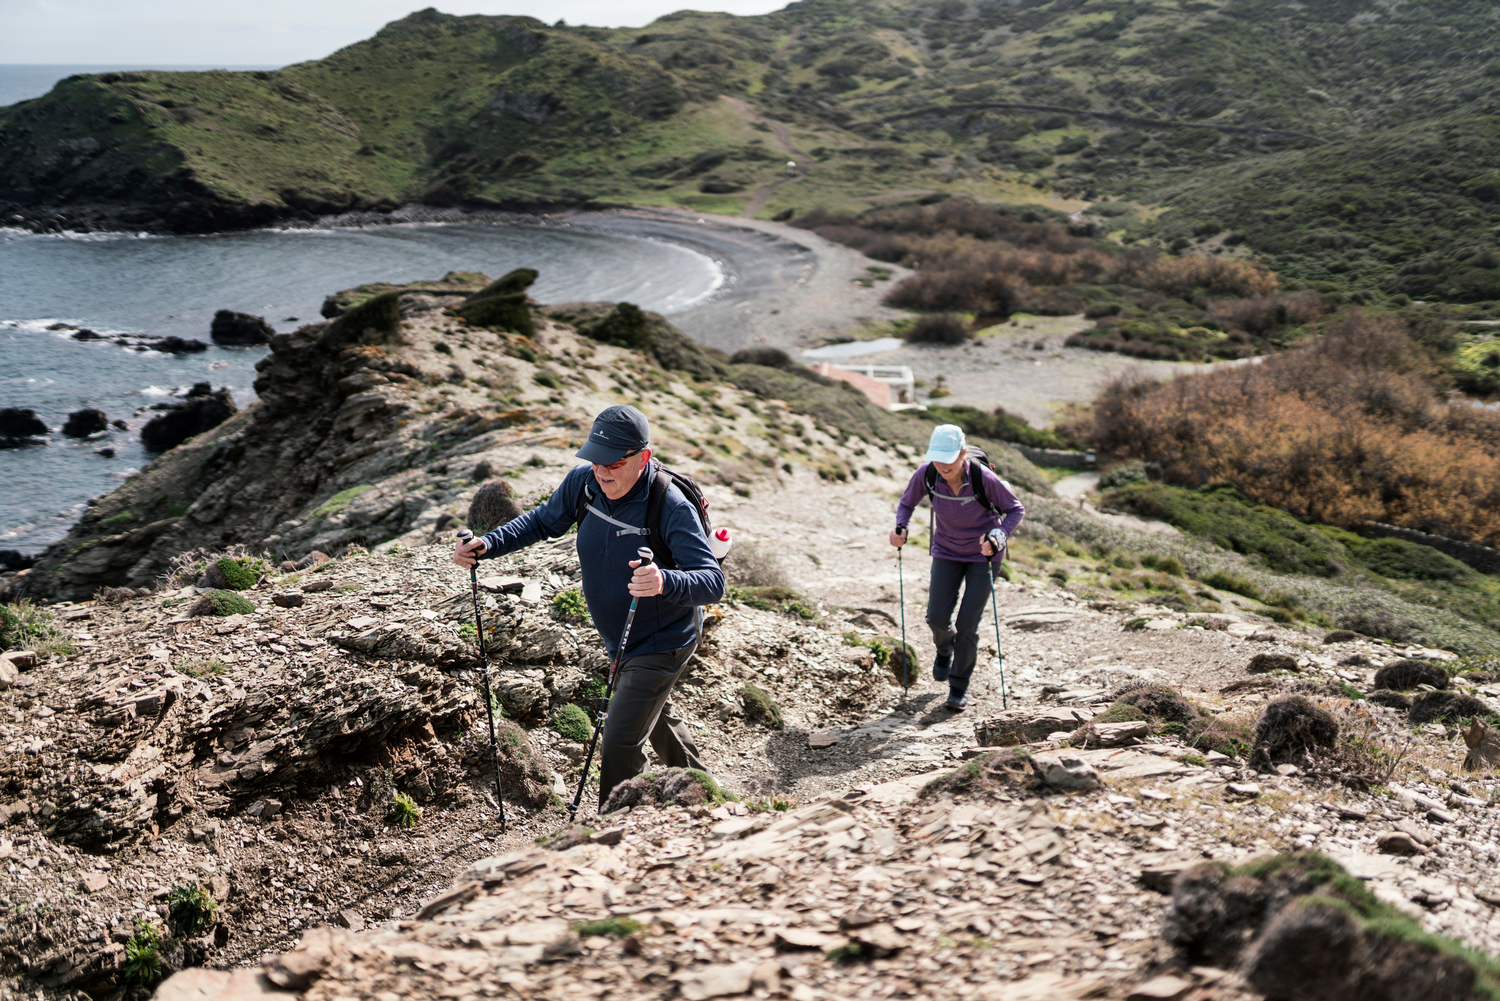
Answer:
[
  {"left": 272, "top": 593, "right": 305, "bottom": 608},
  {"left": 590, "top": 827, "right": 625, "bottom": 846},
  {"left": 2, "top": 650, "right": 37, "bottom": 670},
  {"left": 301, "top": 580, "right": 335, "bottom": 593},
  {"left": 1275, "top": 763, "right": 1300, "bottom": 777},
  {"left": 1377, "top": 832, "right": 1425, "bottom": 855},
  {"left": 850, "top": 922, "right": 905, "bottom": 954},
  {"left": 1426, "top": 808, "right": 1456, "bottom": 824},
  {"left": 1029, "top": 752, "right": 1102, "bottom": 791},
  {"left": 671, "top": 961, "right": 756, "bottom": 1001},
  {"left": 1338, "top": 807, "right": 1368, "bottom": 821},
  {"left": 334, "top": 909, "right": 365, "bottom": 932},
  {"left": 809, "top": 732, "right": 840, "bottom": 748},
  {"left": 1140, "top": 789, "right": 1171, "bottom": 801},
  {"left": 774, "top": 927, "right": 843, "bottom": 950},
  {"left": 0, "top": 660, "right": 17, "bottom": 690},
  {"left": 1226, "top": 782, "right": 1261, "bottom": 798},
  {"left": 1017, "top": 872, "right": 1046, "bottom": 886},
  {"left": 1127, "top": 974, "right": 1194, "bottom": 1001},
  {"left": 81, "top": 872, "right": 110, "bottom": 893}
]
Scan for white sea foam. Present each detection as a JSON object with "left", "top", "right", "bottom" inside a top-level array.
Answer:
[{"left": 138, "top": 385, "right": 176, "bottom": 397}]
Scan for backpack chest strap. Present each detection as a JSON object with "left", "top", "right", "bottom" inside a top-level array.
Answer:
[{"left": 586, "top": 502, "right": 649, "bottom": 537}]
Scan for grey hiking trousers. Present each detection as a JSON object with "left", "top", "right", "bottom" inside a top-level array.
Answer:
[
  {"left": 598, "top": 641, "right": 709, "bottom": 809},
  {"left": 927, "top": 557, "right": 999, "bottom": 698}
]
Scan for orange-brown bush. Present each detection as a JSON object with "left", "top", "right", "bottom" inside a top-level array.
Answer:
[
  {"left": 1095, "top": 312, "right": 1500, "bottom": 545},
  {"left": 1207, "top": 292, "right": 1330, "bottom": 336}
]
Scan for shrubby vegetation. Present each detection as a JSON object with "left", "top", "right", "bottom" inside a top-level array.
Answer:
[
  {"left": 796, "top": 199, "right": 1285, "bottom": 360},
  {"left": 1094, "top": 312, "right": 1500, "bottom": 546}
]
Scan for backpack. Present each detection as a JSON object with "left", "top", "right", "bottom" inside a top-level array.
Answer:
[{"left": 574, "top": 462, "right": 718, "bottom": 573}]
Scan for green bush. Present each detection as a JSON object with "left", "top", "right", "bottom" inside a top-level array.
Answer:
[
  {"left": 325, "top": 290, "right": 401, "bottom": 346},
  {"left": 212, "top": 556, "right": 261, "bottom": 590},
  {"left": 551, "top": 588, "right": 590, "bottom": 623},
  {"left": 574, "top": 917, "right": 644, "bottom": 938},
  {"left": 457, "top": 293, "right": 535, "bottom": 336},
  {"left": 123, "top": 920, "right": 163, "bottom": 984},
  {"left": 468, "top": 267, "right": 538, "bottom": 301},
  {"left": 740, "top": 683, "right": 784, "bottom": 728},
  {"left": 904, "top": 313, "right": 970, "bottom": 344},
  {"left": 167, "top": 883, "right": 219, "bottom": 936},
  {"left": 1352, "top": 537, "right": 1474, "bottom": 582},
  {"left": 391, "top": 791, "right": 422, "bottom": 828},
  {"left": 1106, "top": 481, "right": 1348, "bottom": 577},
  {"left": 551, "top": 703, "right": 594, "bottom": 743},
  {"left": 1098, "top": 460, "right": 1149, "bottom": 490},
  {"left": 0, "top": 600, "right": 61, "bottom": 652},
  {"left": 1198, "top": 570, "right": 1263, "bottom": 601},
  {"left": 194, "top": 589, "right": 255, "bottom": 616}
]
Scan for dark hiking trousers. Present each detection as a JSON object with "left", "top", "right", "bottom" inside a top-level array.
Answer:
[
  {"left": 926, "top": 557, "right": 998, "bottom": 699},
  {"left": 598, "top": 641, "right": 709, "bottom": 809}
]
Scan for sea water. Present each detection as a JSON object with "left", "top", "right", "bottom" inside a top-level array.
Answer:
[{"left": 0, "top": 222, "right": 725, "bottom": 555}]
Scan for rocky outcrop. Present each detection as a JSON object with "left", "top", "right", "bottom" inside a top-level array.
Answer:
[
  {"left": 0, "top": 407, "right": 48, "bottom": 447},
  {"left": 60, "top": 408, "right": 108, "bottom": 438},
  {"left": 148, "top": 336, "right": 209, "bottom": 354},
  {"left": 210, "top": 310, "right": 274, "bottom": 346},
  {"left": 140, "top": 384, "right": 236, "bottom": 452}
]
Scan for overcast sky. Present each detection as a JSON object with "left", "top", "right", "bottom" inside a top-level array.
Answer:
[{"left": 0, "top": 0, "right": 790, "bottom": 65}]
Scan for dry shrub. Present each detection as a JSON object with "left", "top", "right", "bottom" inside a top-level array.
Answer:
[
  {"left": 802, "top": 202, "right": 1279, "bottom": 320},
  {"left": 1125, "top": 255, "right": 1280, "bottom": 298},
  {"left": 1093, "top": 312, "right": 1500, "bottom": 545},
  {"left": 1208, "top": 292, "right": 1330, "bottom": 335},
  {"left": 1372, "top": 659, "right": 1449, "bottom": 691},
  {"left": 1408, "top": 691, "right": 1491, "bottom": 725},
  {"left": 905, "top": 313, "right": 969, "bottom": 344},
  {"left": 1251, "top": 695, "right": 1339, "bottom": 768}
]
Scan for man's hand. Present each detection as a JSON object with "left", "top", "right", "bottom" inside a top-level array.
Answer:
[
  {"left": 628, "top": 557, "right": 664, "bottom": 597},
  {"left": 452, "top": 536, "right": 487, "bottom": 569},
  {"left": 889, "top": 527, "right": 908, "bottom": 549}
]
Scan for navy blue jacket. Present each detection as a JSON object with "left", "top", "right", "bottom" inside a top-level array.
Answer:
[{"left": 479, "top": 462, "right": 725, "bottom": 657}]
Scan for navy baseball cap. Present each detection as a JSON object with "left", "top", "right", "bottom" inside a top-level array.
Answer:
[{"left": 576, "top": 405, "right": 651, "bottom": 464}]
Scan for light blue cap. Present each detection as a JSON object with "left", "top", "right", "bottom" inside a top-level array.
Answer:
[{"left": 924, "top": 424, "right": 966, "bottom": 464}]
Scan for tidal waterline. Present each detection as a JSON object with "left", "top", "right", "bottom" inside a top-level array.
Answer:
[{"left": 0, "top": 221, "right": 727, "bottom": 554}]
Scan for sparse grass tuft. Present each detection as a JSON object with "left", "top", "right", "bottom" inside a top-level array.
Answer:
[
  {"left": 391, "top": 791, "right": 422, "bottom": 828},
  {"left": 167, "top": 882, "right": 219, "bottom": 936}
]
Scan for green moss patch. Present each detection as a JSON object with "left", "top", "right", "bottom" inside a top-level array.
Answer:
[
  {"left": 739, "top": 683, "right": 783, "bottom": 729},
  {"left": 190, "top": 589, "right": 255, "bottom": 617},
  {"left": 551, "top": 703, "right": 594, "bottom": 743}
]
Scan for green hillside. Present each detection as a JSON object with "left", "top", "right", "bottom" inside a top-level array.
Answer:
[{"left": 4, "top": 1, "right": 1500, "bottom": 299}]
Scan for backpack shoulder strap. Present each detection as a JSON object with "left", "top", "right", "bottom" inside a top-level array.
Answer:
[
  {"left": 970, "top": 458, "right": 997, "bottom": 514},
  {"left": 923, "top": 462, "right": 937, "bottom": 497},
  {"left": 573, "top": 477, "right": 594, "bottom": 527},
  {"left": 644, "top": 465, "right": 678, "bottom": 570}
]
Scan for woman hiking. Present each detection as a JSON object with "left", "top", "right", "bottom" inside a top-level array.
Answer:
[{"left": 890, "top": 424, "right": 1025, "bottom": 711}]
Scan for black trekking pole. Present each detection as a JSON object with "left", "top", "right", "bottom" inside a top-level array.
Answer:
[
  {"left": 457, "top": 529, "right": 506, "bottom": 833},
  {"left": 569, "top": 546, "right": 654, "bottom": 821},
  {"left": 986, "top": 543, "right": 1008, "bottom": 711},
  {"left": 896, "top": 528, "right": 909, "bottom": 697}
]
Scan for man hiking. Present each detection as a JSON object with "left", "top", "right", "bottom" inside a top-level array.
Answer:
[
  {"left": 890, "top": 424, "right": 1025, "bottom": 711},
  {"left": 452, "top": 405, "right": 725, "bottom": 808}
]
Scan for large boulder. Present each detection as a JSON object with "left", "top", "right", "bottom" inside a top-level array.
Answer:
[
  {"left": 0, "top": 407, "right": 48, "bottom": 447},
  {"left": 61, "top": 408, "right": 108, "bottom": 438},
  {"left": 140, "top": 384, "right": 236, "bottom": 452},
  {"left": 210, "top": 309, "right": 274, "bottom": 345}
]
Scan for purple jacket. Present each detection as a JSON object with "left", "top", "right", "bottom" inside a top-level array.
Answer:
[{"left": 896, "top": 461, "right": 1025, "bottom": 563}]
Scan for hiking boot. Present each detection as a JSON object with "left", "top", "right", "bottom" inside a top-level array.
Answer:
[
  {"left": 932, "top": 651, "right": 952, "bottom": 682},
  {"left": 945, "top": 693, "right": 968, "bottom": 711}
]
